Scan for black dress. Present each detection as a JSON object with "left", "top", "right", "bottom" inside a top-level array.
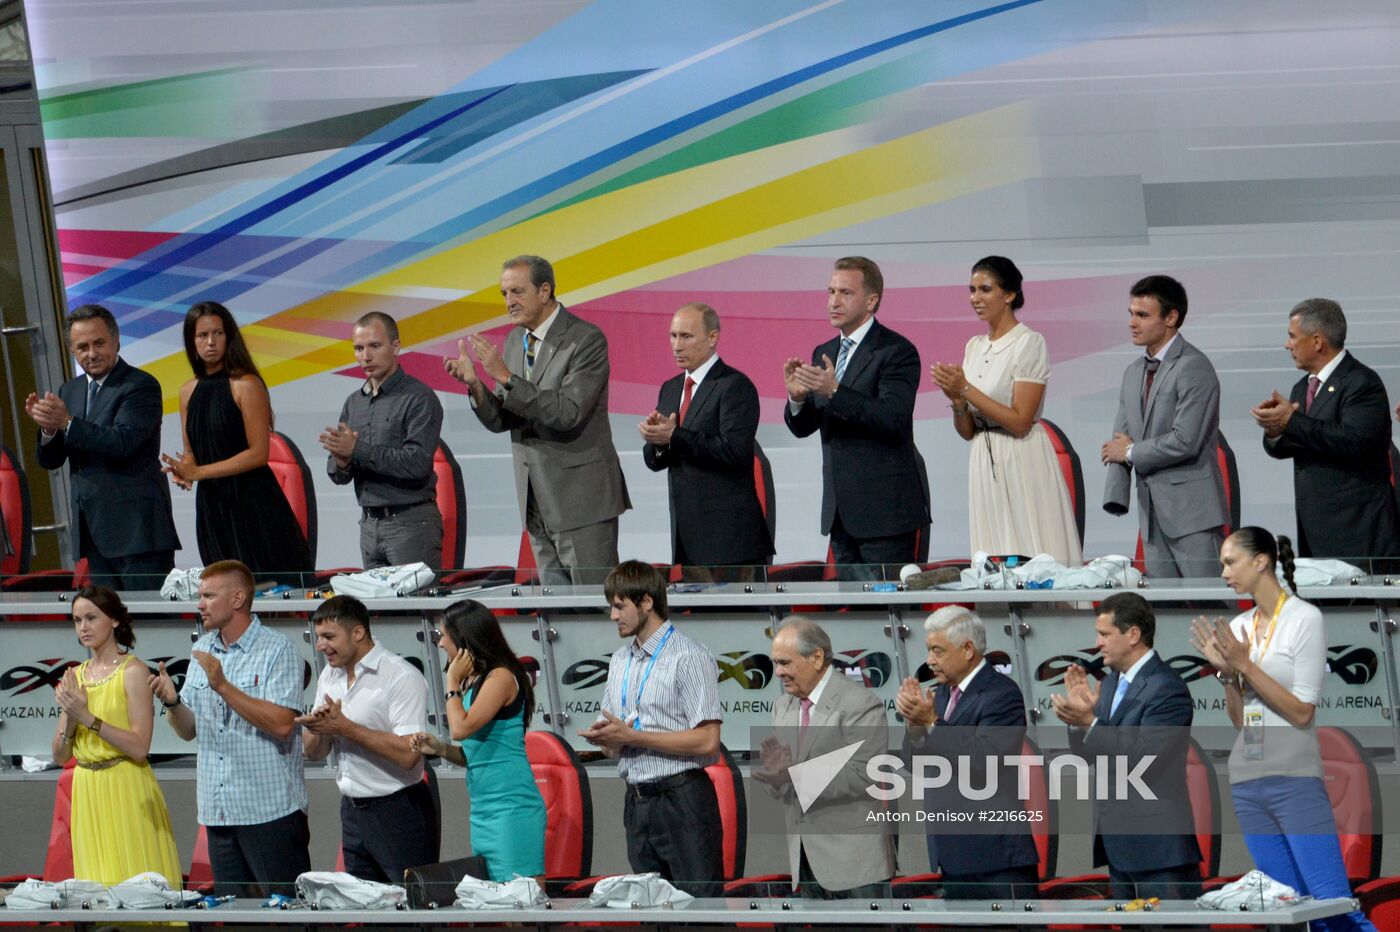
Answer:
[{"left": 189, "top": 371, "right": 312, "bottom": 581}]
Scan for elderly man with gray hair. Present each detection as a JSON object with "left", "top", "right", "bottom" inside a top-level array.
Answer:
[
  {"left": 895, "top": 606, "right": 1038, "bottom": 900},
  {"left": 756, "top": 617, "right": 895, "bottom": 899},
  {"left": 1252, "top": 298, "right": 1400, "bottom": 568}
]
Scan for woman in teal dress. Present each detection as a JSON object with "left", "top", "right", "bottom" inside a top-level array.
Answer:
[{"left": 411, "top": 599, "right": 545, "bottom": 880}]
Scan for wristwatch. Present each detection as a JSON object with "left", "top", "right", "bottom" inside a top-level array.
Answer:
[
  {"left": 444, "top": 689, "right": 462, "bottom": 702},
  {"left": 89, "top": 718, "right": 104, "bottom": 735},
  {"left": 162, "top": 694, "right": 182, "bottom": 710}
]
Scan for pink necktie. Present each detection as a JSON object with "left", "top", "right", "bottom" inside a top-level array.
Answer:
[
  {"left": 944, "top": 685, "right": 962, "bottom": 720},
  {"left": 1305, "top": 375, "right": 1321, "bottom": 414},
  {"left": 678, "top": 376, "right": 695, "bottom": 426},
  {"left": 799, "top": 697, "right": 812, "bottom": 737}
]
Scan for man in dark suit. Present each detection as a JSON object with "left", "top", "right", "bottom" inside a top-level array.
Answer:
[
  {"left": 25, "top": 304, "right": 178, "bottom": 589},
  {"left": 640, "top": 303, "right": 773, "bottom": 580},
  {"left": 784, "top": 256, "right": 927, "bottom": 581},
  {"left": 1051, "top": 592, "right": 1200, "bottom": 900},
  {"left": 1102, "top": 276, "right": 1226, "bottom": 578},
  {"left": 896, "top": 606, "right": 1039, "bottom": 900},
  {"left": 1252, "top": 298, "right": 1400, "bottom": 570},
  {"left": 447, "top": 255, "right": 631, "bottom": 586}
]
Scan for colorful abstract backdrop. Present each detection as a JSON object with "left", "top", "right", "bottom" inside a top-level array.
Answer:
[{"left": 27, "top": 0, "right": 1400, "bottom": 568}]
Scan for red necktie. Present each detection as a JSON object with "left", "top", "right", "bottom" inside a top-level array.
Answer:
[
  {"left": 1305, "top": 376, "right": 1321, "bottom": 414},
  {"left": 678, "top": 376, "right": 696, "bottom": 426},
  {"left": 1141, "top": 357, "right": 1160, "bottom": 415},
  {"left": 944, "top": 685, "right": 962, "bottom": 720}
]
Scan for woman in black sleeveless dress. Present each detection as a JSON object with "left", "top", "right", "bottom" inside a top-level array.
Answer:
[{"left": 161, "top": 302, "right": 311, "bottom": 582}]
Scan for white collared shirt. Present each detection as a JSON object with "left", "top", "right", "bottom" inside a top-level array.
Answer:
[
  {"left": 802, "top": 665, "right": 835, "bottom": 710},
  {"left": 1313, "top": 348, "right": 1348, "bottom": 387},
  {"left": 1146, "top": 334, "right": 1179, "bottom": 365},
  {"left": 955, "top": 658, "right": 987, "bottom": 695},
  {"left": 528, "top": 304, "right": 562, "bottom": 345},
  {"left": 683, "top": 352, "right": 721, "bottom": 390},
  {"left": 314, "top": 641, "right": 430, "bottom": 799}
]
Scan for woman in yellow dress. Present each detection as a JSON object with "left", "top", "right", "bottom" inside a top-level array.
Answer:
[{"left": 52, "top": 586, "right": 182, "bottom": 885}]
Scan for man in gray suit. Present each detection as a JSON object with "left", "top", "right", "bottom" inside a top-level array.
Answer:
[
  {"left": 1102, "top": 276, "right": 1226, "bottom": 578},
  {"left": 447, "top": 255, "right": 630, "bottom": 586},
  {"left": 755, "top": 618, "right": 895, "bottom": 899}
]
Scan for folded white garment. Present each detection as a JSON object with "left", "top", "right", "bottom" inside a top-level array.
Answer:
[
  {"left": 20, "top": 756, "right": 57, "bottom": 773},
  {"left": 1286, "top": 559, "right": 1364, "bottom": 587},
  {"left": 453, "top": 875, "right": 547, "bottom": 910},
  {"left": 1196, "top": 870, "right": 1304, "bottom": 911},
  {"left": 330, "top": 562, "right": 435, "bottom": 598},
  {"left": 294, "top": 871, "right": 407, "bottom": 910},
  {"left": 108, "top": 872, "right": 201, "bottom": 909},
  {"left": 5, "top": 878, "right": 109, "bottom": 910},
  {"left": 588, "top": 873, "right": 695, "bottom": 909},
  {"left": 942, "top": 553, "right": 1141, "bottom": 591},
  {"left": 160, "top": 567, "right": 203, "bottom": 600}
]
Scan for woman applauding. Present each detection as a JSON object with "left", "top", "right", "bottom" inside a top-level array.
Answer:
[{"left": 53, "top": 586, "right": 181, "bottom": 886}]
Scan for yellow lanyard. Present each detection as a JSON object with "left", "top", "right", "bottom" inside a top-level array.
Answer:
[{"left": 1249, "top": 592, "right": 1287, "bottom": 661}]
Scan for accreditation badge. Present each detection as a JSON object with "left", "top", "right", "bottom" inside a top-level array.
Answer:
[{"left": 1243, "top": 703, "right": 1265, "bottom": 761}]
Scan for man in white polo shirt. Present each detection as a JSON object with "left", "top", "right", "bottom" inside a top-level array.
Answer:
[{"left": 298, "top": 595, "right": 438, "bottom": 881}]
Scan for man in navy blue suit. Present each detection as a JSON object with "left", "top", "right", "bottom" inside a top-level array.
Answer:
[
  {"left": 26, "top": 304, "right": 178, "bottom": 589},
  {"left": 784, "top": 257, "right": 927, "bottom": 581},
  {"left": 1052, "top": 592, "right": 1200, "bottom": 900},
  {"left": 897, "top": 606, "right": 1039, "bottom": 900}
]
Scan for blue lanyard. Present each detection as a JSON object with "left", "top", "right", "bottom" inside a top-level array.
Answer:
[{"left": 620, "top": 625, "right": 674, "bottom": 729}]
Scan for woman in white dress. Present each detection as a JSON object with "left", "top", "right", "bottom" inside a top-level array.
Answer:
[{"left": 931, "top": 256, "right": 1082, "bottom": 564}]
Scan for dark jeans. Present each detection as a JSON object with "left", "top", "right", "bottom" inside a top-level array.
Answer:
[
  {"left": 206, "top": 809, "right": 311, "bottom": 898},
  {"left": 360, "top": 500, "right": 443, "bottom": 570},
  {"left": 341, "top": 780, "right": 440, "bottom": 884},
  {"left": 830, "top": 515, "right": 918, "bottom": 582},
  {"left": 623, "top": 769, "right": 723, "bottom": 898}
]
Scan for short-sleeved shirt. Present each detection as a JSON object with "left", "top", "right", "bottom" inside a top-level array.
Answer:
[
  {"left": 1227, "top": 596, "right": 1326, "bottom": 782},
  {"left": 328, "top": 366, "right": 443, "bottom": 507},
  {"left": 313, "top": 642, "right": 429, "bottom": 798},
  {"left": 600, "top": 621, "right": 723, "bottom": 784},
  {"left": 181, "top": 616, "right": 308, "bottom": 825},
  {"left": 963, "top": 323, "right": 1050, "bottom": 424}
]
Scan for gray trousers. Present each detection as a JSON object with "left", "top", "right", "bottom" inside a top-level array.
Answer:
[
  {"left": 359, "top": 501, "right": 443, "bottom": 570},
  {"left": 1143, "top": 517, "right": 1223, "bottom": 579},
  {"left": 525, "top": 493, "right": 619, "bottom": 587}
]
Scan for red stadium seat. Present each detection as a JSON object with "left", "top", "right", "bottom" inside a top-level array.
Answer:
[
  {"left": 525, "top": 730, "right": 592, "bottom": 894},
  {"left": 706, "top": 744, "right": 747, "bottom": 881},
  {"left": 1039, "top": 419, "right": 1086, "bottom": 549},
  {"left": 188, "top": 824, "right": 213, "bottom": 892},
  {"left": 1317, "top": 726, "right": 1382, "bottom": 883},
  {"left": 1, "top": 442, "right": 32, "bottom": 578},
  {"left": 754, "top": 441, "right": 777, "bottom": 553},
  {"left": 46, "top": 761, "right": 77, "bottom": 881},
  {"left": 267, "top": 430, "right": 317, "bottom": 566},
  {"left": 433, "top": 440, "right": 466, "bottom": 571}
]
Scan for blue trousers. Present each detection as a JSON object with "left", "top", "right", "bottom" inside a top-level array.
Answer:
[{"left": 1231, "top": 776, "right": 1376, "bottom": 932}]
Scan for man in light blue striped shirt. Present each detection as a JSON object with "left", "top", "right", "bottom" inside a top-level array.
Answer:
[
  {"left": 580, "top": 560, "right": 723, "bottom": 896},
  {"left": 150, "top": 560, "right": 309, "bottom": 897}
]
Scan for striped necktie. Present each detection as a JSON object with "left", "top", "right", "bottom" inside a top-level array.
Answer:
[{"left": 834, "top": 337, "right": 855, "bottom": 383}]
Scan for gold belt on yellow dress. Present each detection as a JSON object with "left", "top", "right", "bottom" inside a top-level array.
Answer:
[{"left": 75, "top": 755, "right": 131, "bottom": 771}]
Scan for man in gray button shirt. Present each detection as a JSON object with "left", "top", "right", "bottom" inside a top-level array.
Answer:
[{"left": 321, "top": 311, "right": 444, "bottom": 569}]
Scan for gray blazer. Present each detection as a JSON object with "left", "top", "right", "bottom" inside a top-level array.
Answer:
[
  {"left": 1103, "top": 335, "right": 1226, "bottom": 538},
  {"left": 472, "top": 306, "right": 630, "bottom": 532},
  {"left": 769, "top": 669, "right": 895, "bottom": 892}
]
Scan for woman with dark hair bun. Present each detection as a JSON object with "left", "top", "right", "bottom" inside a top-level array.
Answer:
[
  {"left": 930, "top": 256, "right": 1081, "bottom": 564},
  {"left": 52, "top": 586, "right": 181, "bottom": 885},
  {"left": 1192, "top": 528, "right": 1377, "bottom": 932},
  {"left": 161, "top": 301, "right": 311, "bottom": 581},
  {"left": 409, "top": 600, "right": 545, "bottom": 881}
]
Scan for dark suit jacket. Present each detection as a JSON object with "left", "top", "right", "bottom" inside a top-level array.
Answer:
[
  {"left": 642, "top": 358, "right": 773, "bottom": 566},
  {"left": 35, "top": 358, "right": 179, "bottom": 560},
  {"left": 1069, "top": 652, "right": 1200, "bottom": 874},
  {"left": 1264, "top": 352, "right": 1400, "bottom": 560},
  {"left": 905, "top": 663, "right": 1038, "bottom": 878},
  {"left": 784, "top": 320, "right": 927, "bottom": 538}
]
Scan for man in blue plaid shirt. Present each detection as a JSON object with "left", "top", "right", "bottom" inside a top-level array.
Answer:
[{"left": 150, "top": 559, "right": 309, "bottom": 897}]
